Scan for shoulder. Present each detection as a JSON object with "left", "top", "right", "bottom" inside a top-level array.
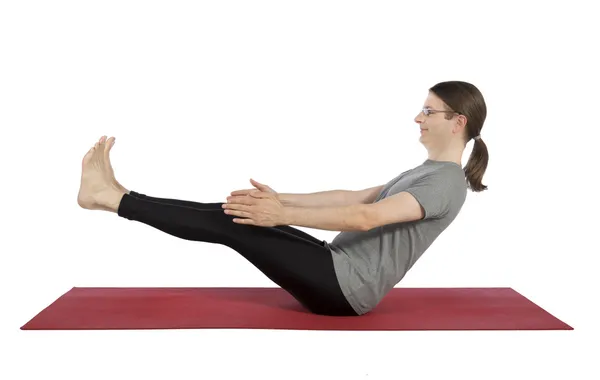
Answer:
[{"left": 422, "top": 164, "right": 467, "bottom": 192}]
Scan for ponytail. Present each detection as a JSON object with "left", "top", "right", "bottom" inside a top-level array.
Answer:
[{"left": 464, "top": 136, "right": 489, "bottom": 192}]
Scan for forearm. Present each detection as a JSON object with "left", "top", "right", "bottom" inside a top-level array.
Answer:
[
  {"left": 278, "top": 190, "right": 355, "bottom": 208},
  {"left": 282, "top": 204, "right": 369, "bottom": 232}
]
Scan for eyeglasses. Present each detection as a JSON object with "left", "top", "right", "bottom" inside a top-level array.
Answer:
[{"left": 422, "top": 107, "right": 462, "bottom": 116}]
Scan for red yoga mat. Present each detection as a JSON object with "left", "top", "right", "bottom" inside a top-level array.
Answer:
[{"left": 20, "top": 287, "right": 572, "bottom": 331}]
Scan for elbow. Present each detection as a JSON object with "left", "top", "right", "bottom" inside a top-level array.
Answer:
[{"left": 361, "top": 224, "right": 374, "bottom": 232}]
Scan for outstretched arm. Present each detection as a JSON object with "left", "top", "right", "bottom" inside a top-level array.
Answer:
[
  {"left": 283, "top": 204, "right": 369, "bottom": 232},
  {"left": 279, "top": 185, "right": 384, "bottom": 208},
  {"left": 225, "top": 185, "right": 384, "bottom": 231}
]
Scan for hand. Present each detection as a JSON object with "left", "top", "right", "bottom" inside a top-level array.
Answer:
[
  {"left": 230, "top": 178, "right": 278, "bottom": 198},
  {"left": 223, "top": 190, "right": 286, "bottom": 227}
]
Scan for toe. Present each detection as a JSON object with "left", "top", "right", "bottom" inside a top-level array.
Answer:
[
  {"left": 83, "top": 146, "right": 95, "bottom": 165},
  {"left": 105, "top": 137, "right": 115, "bottom": 151}
]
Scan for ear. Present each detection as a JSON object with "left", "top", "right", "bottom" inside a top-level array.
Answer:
[{"left": 453, "top": 114, "right": 467, "bottom": 134}]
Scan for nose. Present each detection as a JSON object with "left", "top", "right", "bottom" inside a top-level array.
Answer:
[{"left": 414, "top": 112, "right": 424, "bottom": 124}]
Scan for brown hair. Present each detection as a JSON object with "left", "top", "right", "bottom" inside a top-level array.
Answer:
[{"left": 429, "top": 81, "right": 489, "bottom": 192}]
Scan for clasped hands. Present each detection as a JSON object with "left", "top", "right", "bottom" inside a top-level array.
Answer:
[{"left": 222, "top": 190, "right": 286, "bottom": 227}]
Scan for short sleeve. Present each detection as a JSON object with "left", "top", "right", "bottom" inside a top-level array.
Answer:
[{"left": 403, "top": 173, "right": 452, "bottom": 220}]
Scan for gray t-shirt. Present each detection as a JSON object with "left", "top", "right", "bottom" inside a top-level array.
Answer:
[{"left": 325, "top": 159, "right": 468, "bottom": 315}]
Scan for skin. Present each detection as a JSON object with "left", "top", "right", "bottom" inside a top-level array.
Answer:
[
  {"left": 78, "top": 92, "right": 469, "bottom": 225},
  {"left": 77, "top": 136, "right": 128, "bottom": 213},
  {"left": 415, "top": 91, "right": 469, "bottom": 166}
]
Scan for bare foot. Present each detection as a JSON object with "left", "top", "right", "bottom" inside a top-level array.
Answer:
[{"left": 78, "top": 135, "right": 129, "bottom": 212}]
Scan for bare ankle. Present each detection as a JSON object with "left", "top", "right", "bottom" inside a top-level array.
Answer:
[{"left": 106, "top": 188, "right": 127, "bottom": 213}]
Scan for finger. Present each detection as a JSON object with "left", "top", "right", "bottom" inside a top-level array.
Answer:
[
  {"left": 231, "top": 189, "right": 252, "bottom": 196},
  {"left": 250, "top": 191, "right": 272, "bottom": 199},
  {"left": 224, "top": 209, "right": 252, "bottom": 218},
  {"left": 250, "top": 179, "right": 267, "bottom": 190},
  {"left": 223, "top": 203, "right": 251, "bottom": 212},
  {"left": 233, "top": 217, "right": 255, "bottom": 225},
  {"left": 227, "top": 196, "right": 256, "bottom": 205},
  {"left": 249, "top": 190, "right": 264, "bottom": 198}
]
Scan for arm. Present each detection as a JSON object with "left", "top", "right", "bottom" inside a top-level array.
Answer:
[
  {"left": 278, "top": 185, "right": 384, "bottom": 208},
  {"left": 282, "top": 204, "right": 370, "bottom": 232},
  {"left": 363, "top": 191, "right": 425, "bottom": 230},
  {"left": 279, "top": 190, "right": 423, "bottom": 232}
]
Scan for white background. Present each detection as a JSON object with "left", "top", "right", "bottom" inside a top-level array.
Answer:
[{"left": 1, "top": 1, "right": 598, "bottom": 379}]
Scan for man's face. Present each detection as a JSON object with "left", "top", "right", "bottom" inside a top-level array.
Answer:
[{"left": 414, "top": 92, "right": 457, "bottom": 146}]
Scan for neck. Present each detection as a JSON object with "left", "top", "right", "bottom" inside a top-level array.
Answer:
[{"left": 426, "top": 141, "right": 465, "bottom": 166}]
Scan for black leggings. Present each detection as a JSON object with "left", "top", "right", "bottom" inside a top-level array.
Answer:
[{"left": 116, "top": 190, "right": 358, "bottom": 316}]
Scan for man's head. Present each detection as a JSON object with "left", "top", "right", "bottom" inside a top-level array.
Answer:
[
  {"left": 414, "top": 91, "right": 468, "bottom": 150},
  {"left": 414, "top": 81, "right": 489, "bottom": 192}
]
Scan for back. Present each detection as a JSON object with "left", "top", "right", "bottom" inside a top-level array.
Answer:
[{"left": 325, "top": 159, "right": 468, "bottom": 315}]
